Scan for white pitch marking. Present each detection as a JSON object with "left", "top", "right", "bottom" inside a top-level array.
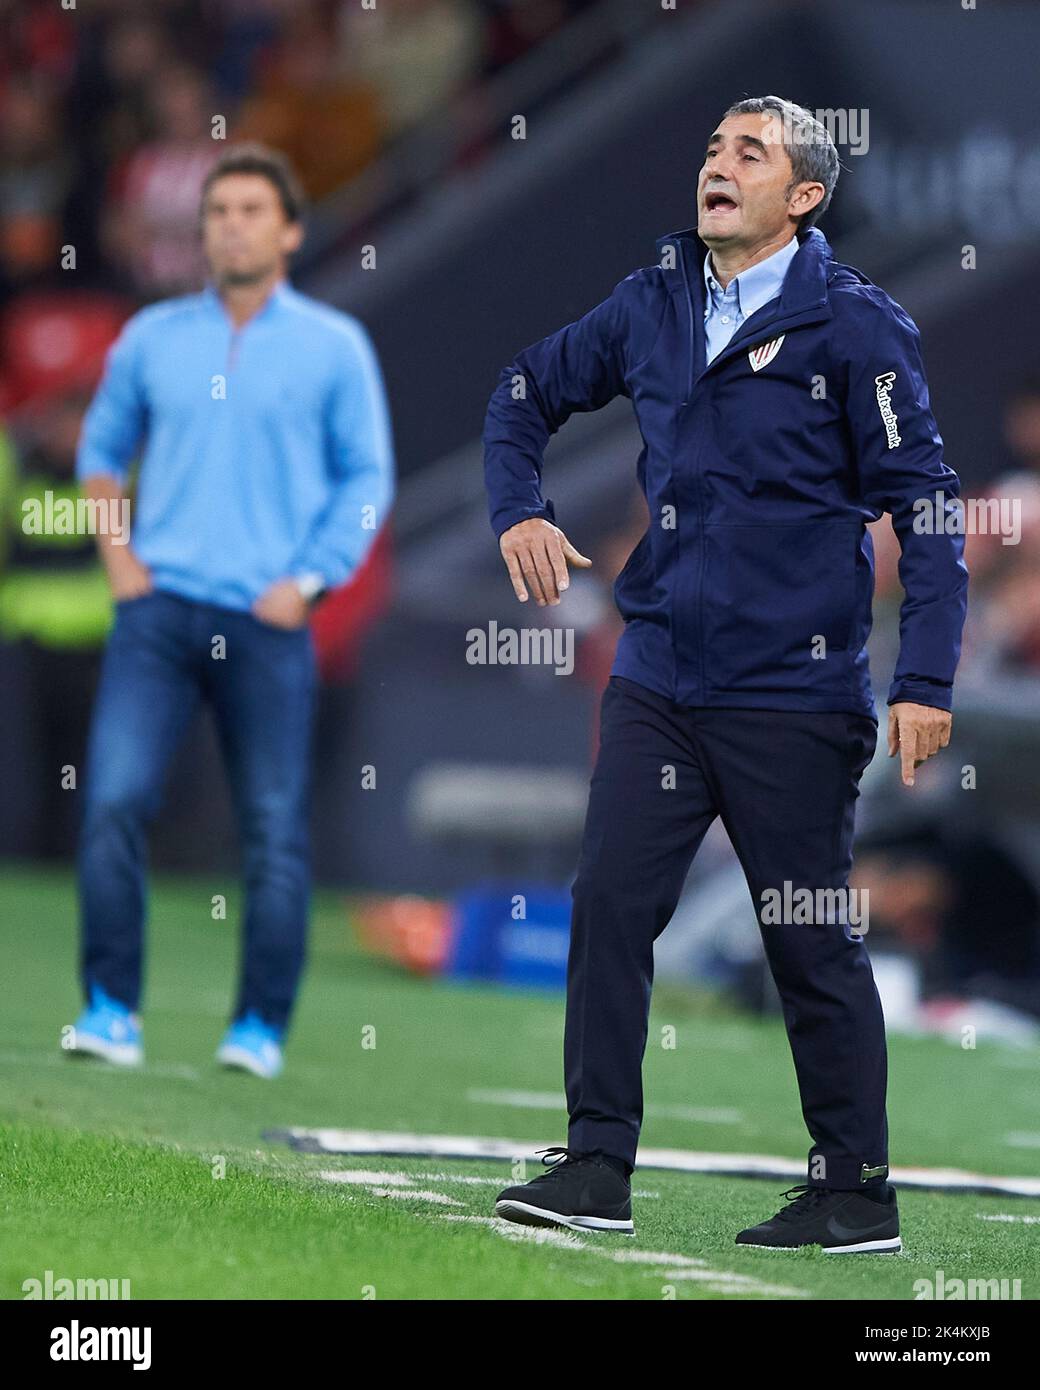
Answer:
[
  {"left": 0, "top": 1050, "right": 200, "bottom": 1081},
  {"left": 438, "top": 1216, "right": 806, "bottom": 1297},
  {"left": 976, "top": 1213, "right": 1040, "bottom": 1224},
  {"left": 414, "top": 1172, "right": 501, "bottom": 1185},
  {"left": 369, "top": 1187, "right": 463, "bottom": 1205},
  {"left": 440, "top": 1215, "right": 587, "bottom": 1249},
  {"left": 606, "top": 1249, "right": 705, "bottom": 1267},
  {"left": 651, "top": 1104, "right": 743, "bottom": 1124},
  {"left": 281, "top": 1128, "right": 1040, "bottom": 1197},
  {"left": 318, "top": 1167, "right": 661, "bottom": 1200},
  {"left": 659, "top": 1269, "right": 809, "bottom": 1297},
  {"left": 1003, "top": 1132, "right": 1040, "bottom": 1149},
  {"left": 701, "top": 1281, "right": 808, "bottom": 1298},
  {"left": 320, "top": 1170, "right": 417, "bottom": 1186},
  {"left": 419, "top": 1172, "right": 660, "bottom": 1200}
]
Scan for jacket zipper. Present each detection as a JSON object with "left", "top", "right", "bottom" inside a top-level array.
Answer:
[
  {"left": 672, "top": 239, "right": 831, "bottom": 700},
  {"left": 676, "top": 242, "right": 704, "bottom": 696},
  {"left": 679, "top": 249, "right": 695, "bottom": 405}
]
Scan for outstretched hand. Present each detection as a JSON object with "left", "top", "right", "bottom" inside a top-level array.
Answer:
[
  {"left": 499, "top": 517, "right": 592, "bottom": 606},
  {"left": 888, "top": 702, "right": 952, "bottom": 787}
]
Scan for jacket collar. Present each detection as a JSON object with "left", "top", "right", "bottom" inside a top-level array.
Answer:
[
  {"left": 655, "top": 225, "right": 834, "bottom": 398},
  {"left": 703, "top": 235, "right": 800, "bottom": 327},
  {"left": 200, "top": 277, "right": 291, "bottom": 323},
  {"left": 655, "top": 224, "right": 832, "bottom": 314}
]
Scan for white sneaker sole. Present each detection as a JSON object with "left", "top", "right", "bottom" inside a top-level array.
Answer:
[
  {"left": 823, "top": 1237, "right": 902, "bottom": 1254},
  {"left": 738, "top": 1237, "right": 902, "bottom": 1254},
  {"left": 66, "top": 1034, "right": 143, "bottom": 1067},
  {"left": 495, "top": 1199, "right": 634, "bottom": 1234},
  {"left": 216, "top": 1044, "right": 280, "bottom": 1079}
]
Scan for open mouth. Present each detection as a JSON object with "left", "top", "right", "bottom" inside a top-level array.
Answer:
[{"left": 704, "top": 191, "right": 739, "bottom": 213}]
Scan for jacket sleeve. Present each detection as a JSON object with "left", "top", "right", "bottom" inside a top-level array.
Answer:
[
  {"left": 845, "top": 294, "right": 968, "bottom": 712},
  {"left": 482, "top": 281, "right": 630, "bottom": 540}
]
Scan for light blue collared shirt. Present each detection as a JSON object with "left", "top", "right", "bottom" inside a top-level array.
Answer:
[
  {"left": 703, "top": 237, "right": 800, "bottom": 364},
  {"left": 77, "top": 279, "right": 394, "bottom": 611}
]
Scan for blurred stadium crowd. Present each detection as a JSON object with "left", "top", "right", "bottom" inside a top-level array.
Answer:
[{"left": 0, "top": 0, "right": 599, "bottom": 858}]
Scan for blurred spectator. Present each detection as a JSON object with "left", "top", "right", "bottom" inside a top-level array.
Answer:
[
  {"left": 339, "top": 0, "right": 485, "bottom": 140},
  {"left": 0, "top": 0, "right": 595, "bottom": 299},
  {"left": 1003, "top": 375, "right": 1040, "bottom": 475},
  {"left": 91, "top": 15, "right": 177, "bottom": 168},
  {"left": 0, "top": 387, "right": 114, "bottom": 859},
  {"left": 0, "top": 0, "right": 77, "bottom": 89},
  {"left": 0, "top": 76, "right": 73, "bottom": 291},
  {"left": 0, "top": 289, "right": 128, "bottom": 858},
  {"left": 235, "top": 7, "right": 383, "bottom": 199},
  {"left": 202, "top": 0, "right": 284, "bottom": 105},
  {"left": 574, "top": 488, "right": 647, "bottom": 718},
  {"left": 852, "top": 829, "right": 1040, "bottom": 1021},
  {"left": 963, "top": 482, "right": 1040, "bottom": 678},
  {"left": 480, "top": 0, "right": 585, "bottom": 76},
  {"left": 101, "top": 64, "right": 221, "bottom": 296},
  {"left": 957, "top": 377, "right": 1040, "bottom": 682},
  {"left": 0, "top": 289, "right": 128, "bottom": 413}
]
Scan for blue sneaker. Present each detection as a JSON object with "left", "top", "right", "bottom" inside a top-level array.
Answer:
[
  {"left": 66, "top": 986, "right": 143, "bottom": 1067},
  {"left": 215, "top": 1012, "right": 283, "bottom": 1079}
]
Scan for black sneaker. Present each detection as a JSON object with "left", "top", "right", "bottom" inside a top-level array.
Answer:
[
  {"left": 494, "top": 1147, "right": 634, "bottom": 1234},
  {"left": 735, "top": 1183, "right": 901, "bottom": 1254}
]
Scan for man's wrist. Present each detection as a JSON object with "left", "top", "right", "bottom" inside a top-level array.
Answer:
[{"left": 293, "top": 572, "right": 328, "bottom": 604}]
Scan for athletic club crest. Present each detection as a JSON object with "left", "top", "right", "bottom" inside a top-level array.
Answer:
[{"left": 748, "top": 334, "right": 785, "bottom": 372}]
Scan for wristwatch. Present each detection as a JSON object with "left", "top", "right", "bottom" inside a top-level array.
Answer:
[{"left": 294, "top": 572, "right": 328, "bottom": 605}]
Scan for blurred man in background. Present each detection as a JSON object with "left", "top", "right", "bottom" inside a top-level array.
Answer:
[{"left": 68, "top": 143, "right": 394, "bottom": 1078}]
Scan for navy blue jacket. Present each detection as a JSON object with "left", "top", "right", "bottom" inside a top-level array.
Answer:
[{"left": 483, "top": 226, "right": 968, "bottom": 717}]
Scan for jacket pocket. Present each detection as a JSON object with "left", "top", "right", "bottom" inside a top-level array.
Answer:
[{"left": 700, "top": 521, "right": 858, "bottom": 692}]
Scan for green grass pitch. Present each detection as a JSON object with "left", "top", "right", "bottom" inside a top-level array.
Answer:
[{"left": 1, "top": 865, "right": 1037, "bottom": 1300}]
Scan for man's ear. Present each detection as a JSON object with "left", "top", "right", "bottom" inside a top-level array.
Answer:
[
  {"left": 283, "top": 221, "right": 305, "bottom": 256},
  {"left": 789, "top": 181, "right": 825, "bottom": 222}
]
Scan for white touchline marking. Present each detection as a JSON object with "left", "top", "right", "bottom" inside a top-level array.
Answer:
[
  {"left": 317, "top": 1167, "right": 661, "bottom": 1199},
  {"left": 651, "top": 1105, "right": 743, "bottom": 1124},
  {"left": 1003, "top": 1132, "right": 1040, "bottom": 1148},
  {"left": 661, "top": 1269, "right": 809, "bottom": 1296},
  {"left": 415, "top": 1173, "right": 502, "bottom": 1185},
  {"left": 702, "top": 1282, "right": 809, "bottom": 1298},
  {"left": 0, "top": 1050, "right": 200, "bottom": 1081},
  {"left": 440, "top": 1216, "right": 588, "bottom": 1249},
  {"left": 151, "top": 1063, "right": 201, "bottom": 1080},
  {"left": 491, "top": 1221, "right": 587, "bottom": 1248},
  {"left": 606, "top": 1250, "right": 704, "bottom": 1266},
  {"left": 976, "top": 1213, "right": 1040, "bottom": 1224},
  {"left": 466, "top": 1089, "right": 741, "bottom": 1125},
  {"left": 279, "top": 1128, "right": 1040, "bottom": 1197},
  {"left": 320, "top": 1170, "right": 418, "bottom": 1186},
  {"left": 437, "top": 1216, "right": 807, "bottom": 1296},
  {"left": 653, "top": 1267, "right": 781, "bottom": 1285},
  {"left": 369, "top": 1188, "right": 464, "bottom": 1205},
  {"left": 466, "top": 1089, "right": 562, "bottom": 1109}
]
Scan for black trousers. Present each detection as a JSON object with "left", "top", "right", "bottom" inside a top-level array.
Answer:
[{"left": 565, "top": 675, "right": 887, "bottom": 1188}]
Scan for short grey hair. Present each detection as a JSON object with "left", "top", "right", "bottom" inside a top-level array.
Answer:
[{"left": 722, "top": 95, "right": 840, "bottom": 230}]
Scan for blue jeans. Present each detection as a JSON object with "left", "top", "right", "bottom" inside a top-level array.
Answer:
[{"left": 77, "top": 590, "right": 317, "bottom": 1032}]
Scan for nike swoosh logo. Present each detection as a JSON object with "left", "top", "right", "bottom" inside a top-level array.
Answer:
[{"left": 826, "top": 1215, "right": 896, "bottom": 1241}]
